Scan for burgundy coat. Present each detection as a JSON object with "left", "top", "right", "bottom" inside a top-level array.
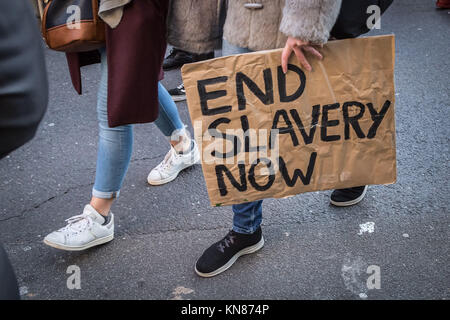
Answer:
[{"left": 66, "top": 0, "right": 168, "bottom": 127}]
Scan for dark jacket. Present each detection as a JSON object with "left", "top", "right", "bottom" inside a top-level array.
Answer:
[
  {"left": 0, "top": 0, "right": 48, "bottom": 300},
  {"left": 0, "top": 243, "right": 19, "bottom": 300},
  {"left": 66, "top": 0, "right": 168, "bottom": 127},
  {"left": 0, "top": 0, "right": 48, "bottom": 159}
]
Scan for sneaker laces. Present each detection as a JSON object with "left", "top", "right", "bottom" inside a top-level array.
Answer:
[
  {"left": 60, "top": 213, "right": 94, "bottom": 233},
  {"left": 177, "top": 83, "right": 185, "bottom": 91},
  {"left": 154, "top": 148, "right": 180, "bottom": 172},
  {"left": 217, "top": 231, "right": 237, "bottom": 253}
]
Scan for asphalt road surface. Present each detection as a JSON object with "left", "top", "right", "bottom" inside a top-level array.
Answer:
[{"left": 0, "top": 0, "right": 448, "bottom": 300}]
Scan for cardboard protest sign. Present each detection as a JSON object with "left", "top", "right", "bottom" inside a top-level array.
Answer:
[{"left": 182, "top": 35, "right": 396, "bottom": 206}]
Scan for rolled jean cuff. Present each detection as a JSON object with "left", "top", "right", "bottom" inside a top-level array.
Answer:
[
  {"left": 232, "top": 224, "right": 260, "bottom": 235},
  {"left": 92, "top": 188, "right": 120, "bottom": 199}
]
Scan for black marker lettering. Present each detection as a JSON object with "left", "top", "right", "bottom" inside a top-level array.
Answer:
[
  {"left": 321, "top": 103, "right": 341, "bottom": 142},
  {"left": 278, "top": 64, "right": 306, "bottom": 102},
  {"left": 197, "top": 76, "right": 231, "bottom": 116},
  {"left": 342, "top": 101, "right": 366, "bottom": 140},
  {"left": 279, "top": 152, "right": 317, "bottom": 187},
  {"left": 366, "top": 100, "right": 391, "bottom": 138},
  {"left": 248, "top": 158, "right": 275, "bottom": 191},
  {"left": 270, "top": 109, "right": 299, "bottom": 148},
  {"left": 236, "top": 68, "right": 274, "bottom": 110},
  {"left": 215, "top": 164, "right": 247, "bottom": 196},
  {"left": 289, "top": 105, "right": 320, "bottom": 145}
]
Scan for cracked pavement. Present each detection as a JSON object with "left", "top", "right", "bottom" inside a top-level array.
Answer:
[{"left": 0, "top": 0, "right": 449, "bottom": 299}]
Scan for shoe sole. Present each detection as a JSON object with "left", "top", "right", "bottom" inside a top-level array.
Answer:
[
  {"left": 147, "top": 150, "right": 200, "bottom": 186},
  {"left": 330, "top": 185, "right": 368, "bottom": 207},
  {"left": 43, "top": 234, "right": 114, "bottom": 251},
  {"left": 171, "top": 95, "right": 186, "bottom": 102},
  {"left": 194, "top": 237, "right": 265, "bottom": 278}
]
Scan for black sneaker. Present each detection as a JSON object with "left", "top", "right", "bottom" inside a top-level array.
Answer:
[
  {"left": 330, "top": 185, "right": 368, "bottom": 207},
  {"left": 168, "top": 83, "right": 186, "bottom": 102},
  {"left": 195, "top": 227, "right": 264, "bottom": 278},
  {"left": 163, "top": 49, "right": 214, "bottom": 71}
]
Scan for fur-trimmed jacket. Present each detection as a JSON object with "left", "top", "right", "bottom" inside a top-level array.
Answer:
[
  {"left": 168, "top": 0, "right": 342, "bottom": 53},
  {"left": 167, "top": 0, "right": 226, "bottom": 54},
  {"left": 224, "top": 0, "right": 342, "bottom": 51}
]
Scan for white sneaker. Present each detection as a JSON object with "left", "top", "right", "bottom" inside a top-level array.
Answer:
[
  {"left": 44, "top": 205, "right": 114, "bottom": 251},
  {"left": 147, "top": 140, "right": 200, "bottom": 185}
]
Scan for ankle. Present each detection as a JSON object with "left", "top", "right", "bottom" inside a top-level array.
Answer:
[
  {"left": 90, "top": 198, "right": 113, "bottom": 216},
  {"left": 171, "top": 129, "right": 192, "bottom": 154}
]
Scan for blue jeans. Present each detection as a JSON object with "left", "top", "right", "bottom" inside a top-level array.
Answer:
[
  {"left": 92, "top": 48, "right": 185, "bottom": 199},
  {"left": 222, "top": 40, "right": 263, "bottom": 234}
]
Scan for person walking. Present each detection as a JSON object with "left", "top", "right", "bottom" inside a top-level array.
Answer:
[
  {"left": 194, "top": 0, "right": 360, "bottom": 278},
  {"left": 43, "top": 0, "right": 200, "bottom": 251}
]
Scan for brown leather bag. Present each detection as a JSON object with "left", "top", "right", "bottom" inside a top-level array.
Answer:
[{"left": 41, "top": 0, "right": 105, "bottom": 52}]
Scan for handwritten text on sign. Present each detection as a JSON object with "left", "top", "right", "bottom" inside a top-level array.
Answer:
[{"left": 182, "top": 35, "right": 396, "bottom": 206}]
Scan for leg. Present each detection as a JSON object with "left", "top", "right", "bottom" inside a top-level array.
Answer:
[
  {"left": 195, "top": 200, "right": 264, "bottom": 277},
  {"left": 153, "top": 82, "right": 186, "bottom": 148},
  {"left": 222, "top": 39, "right": 264, "bottom": 235},
  {"left": 163, "top": 48, "right": 214, "bottom": 71},
  {"left": 165, "top": 49, "right": 215, "bottom": 102},
  {"left": 232, "top": 200, "right": 263, "bottom": 234},
  {"left": 43, "top": 48, "right": 130, "bottom": 251},
  {"left": 147, "top": 82, "right": 200, "bottom": 185},
  {"left": 195, "top": 40, "right": 264, "bottom": 278},
  {"left": 91, "top": 48, "right": 133, "bottom": 214}
]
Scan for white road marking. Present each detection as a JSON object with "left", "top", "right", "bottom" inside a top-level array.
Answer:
[{"left": 358, "top": 222, "right": 375, "bottom": 235}]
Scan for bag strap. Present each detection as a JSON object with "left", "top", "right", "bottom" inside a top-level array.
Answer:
[{"left": 36, "top": 0, "right": 45, "bottom": 21}]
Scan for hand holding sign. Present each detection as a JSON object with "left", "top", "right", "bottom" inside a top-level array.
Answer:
[{"left": 281, "top": 36, "right": 323, "bottom": 73}]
